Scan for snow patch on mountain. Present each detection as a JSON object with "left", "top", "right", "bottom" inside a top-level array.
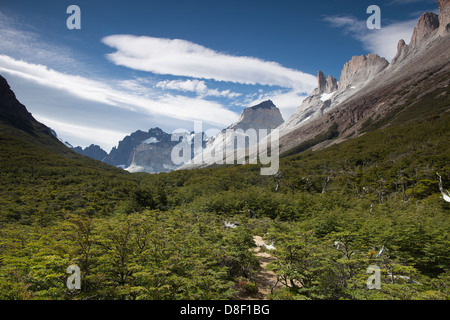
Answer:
[
  {"left": 320, "top": 92, "right": 335, "bottom": 102},
  {"left": 124, "top": 163, "right": 145, "bottom": 173},
  {"left": 143, "top": 137, "right": 159, "bottom": 144}
]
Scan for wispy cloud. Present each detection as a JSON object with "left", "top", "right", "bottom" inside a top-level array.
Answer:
[
  {"left": 101, "top": 35, "right": 317, "bottom": 92},
  {"left": 156, "top": 79, "right": 208, "bottom": 93},
  {"left": 324, "top": 15, "right": 418, "bottom": 61},
  {"left": 0, "top": 12, "right": 84, "bottom": 72},
  {"left": 0, "top": 14, "right": 240, "bottom": 129},
  {"left": 0, "top": 55, "right": 238, "bottom": 127},
  {"left": 155, "top": 79, "right": 241, "bottom": 99}
]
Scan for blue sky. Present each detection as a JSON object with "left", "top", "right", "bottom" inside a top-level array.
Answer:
[{"left": 0, "top": 0, "right": 439, "bottom": 152}]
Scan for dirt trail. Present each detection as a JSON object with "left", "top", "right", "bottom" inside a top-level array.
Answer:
[{"left": 240, "top": 236, "right": 282, "bottom": 300}]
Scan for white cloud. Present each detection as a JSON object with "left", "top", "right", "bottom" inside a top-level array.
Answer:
[
  {"left": 206, "top": 89, "right": 242, "bottom": 99},
  {"left": 323, "top": 16, "right": 366, "bottom": 34},
  {"left": 101, "top": 35, "right": 316, "bottom": 121},
  {"left": 156, "top": 79, "right": 208, "bottom": 94},
  {"left": 324, "top": 15, "right": 418, "bottom": 61},
  {"left": 360, "top": 20, "right": 418, "bottom": 60},
  {"left": 117, "top": 77, "right": 153, "bottom": 95},
  {"left": 156, "top": 79, "right": 242, "bottom": 99},
  {"left": 101, "top": 35, "right": 317, "bottom": 92},
  {"left": 0, "top": 55, "right": 238, "bottom": 127}
]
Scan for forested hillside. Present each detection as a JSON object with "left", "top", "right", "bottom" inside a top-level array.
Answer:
[{"left": 0, "top": 81, "right": 448, "bottom": 300}]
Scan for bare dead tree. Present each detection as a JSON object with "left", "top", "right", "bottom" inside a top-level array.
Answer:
[{"left": 322, "top": 176, "right": 330, "bottom": 193}]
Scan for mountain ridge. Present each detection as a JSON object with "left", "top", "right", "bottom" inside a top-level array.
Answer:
[
  {"left": 227, "top": 100, "right": 284, "bottom": 132},
  {"left": 0, "top": 75, "right": 81, "bottom": 158},
  {"left": 72, "top": 144, "right": 108, "bottom": 162},
  {"left": 2, "top": 1, "right": 449, "bottom": 175},
  {"left": 181, "top": 100, "right": 284, "bottom": 170},
  {"left": 272, "top": 0, "right": 450, "bottom": 157}
]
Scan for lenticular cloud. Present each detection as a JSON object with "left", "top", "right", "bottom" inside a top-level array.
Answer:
[{"left": 102, "top": 35, "right": 316, "bottom": 92}]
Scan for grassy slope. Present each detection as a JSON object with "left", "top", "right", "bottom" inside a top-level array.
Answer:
[{"left": 0, "top": 123, "right": 143, "bottom": 224}]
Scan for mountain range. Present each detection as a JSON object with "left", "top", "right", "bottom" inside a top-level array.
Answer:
[
  {"left": 0, "top": 0, "right": 449, "bottom": 302},
  {"left": 1, "top": 0, "right": 449, "bottom": 175},
  {"left": 255, "top": 1, "right": 450, "bottom": 160},
  {"left": 39, "top": 0, "right": 450, "bottom": 175},
  {"left": 280, "top": 2, "right": 449, "bottom": 153},
  {"left": 67, "top": 99, "right": 284, "bottom": 173}
]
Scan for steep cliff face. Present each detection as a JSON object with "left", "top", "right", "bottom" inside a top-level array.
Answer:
[
  {"left": 391, "top": 39, "right": 409, "bottom": 65},
  {"left": 438, "top": 0, "right": 450, "bottom": 35},
  {"left": 278, "top": 53, "right": 388, "bottom": 137},
  {"left": 338, "top": 54, "right": 389, "bottom": 90},
  {"left": 105, "top": 128, "right": 167, "bottom": 167},
  {"left": 125, "top": 131, "right": 206, "bottom": 173},
  {"left": 393, "top": 2, "right": 450, "bottom": 66},
  {"left": 181, "top": 100, "right": 284, "bottom": 170},
  {"left": 326, "top": 75, "right": 338, "bottom": 93},
  {"left": 313, "top": 71, "right": 338, "bottom": 95},
  {"left": 0, "top": 75, "right": 47, "bottom": 135},
  {"left": 228, "top": 100, "right": 284, "bottom": 132},
  {"left": 103, "top": 128, "right": 182, "bottom": 173},
  {"left": 410, "top": 12, "right": 440, "bottom": 49}
]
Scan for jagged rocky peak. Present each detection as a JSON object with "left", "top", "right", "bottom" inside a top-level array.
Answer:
[
  {"left": 249, "top": 99, "right": 277, "bottom": 110},
  {"left": 317, "top": 70, "right": 327, "bottom": 93},
  {"left": 315, "top": 70, "right": 338, "bottom": 95},
  {"left": 392, "top": 39, "right": 409, "bottom": 65},
  {"left": 184, "top": 100, "right": 284, "bottom": 170},
  {"left": 326, "top": 75, "right": 338, "bottom": 93},
  {"left": 410, "top": 12, "right": 440, "bottom": 48},
  {"left": 230, "top": 100, "right": 284, "bottom": 131},
  {"left": 339, "top": 54, "right": 389, "bottom": 90},
  {"left": 105, "top": 127, "right": 173, "bottom": 168},
  {"left": 73, "top": 144, "right": 108, "bottom": 162},
  {"left": 393, "top": 0, "right": 449, "bottom": 65}
]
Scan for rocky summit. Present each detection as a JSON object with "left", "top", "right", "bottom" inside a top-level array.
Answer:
[
  {"left": 277, "top": 52, "right": 389, "bottom": 139},
  {"left": 228, "top": 100, "right": 284, "bottom": 132},
  {"left": 410, "top": 12, "right": 440, "bottom": 49},
  {"left": 72, "top": 145, "right": 108, "bottom": 162},
  {"left": 315, "top": 71, "right": 338, "bottom": 95},
  {"left": 102, "top": 128, "right": 182, "bottom": 173},
  {"left": 181, "top": 100, "right": 284, "bottom": 170},
  {"left": 338, "top": 54, "right": 389, "bottom": 90}
]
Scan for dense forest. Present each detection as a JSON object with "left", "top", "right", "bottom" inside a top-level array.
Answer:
[{"left": 0, "top": 88, "right": 449, "bottom": 300}]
